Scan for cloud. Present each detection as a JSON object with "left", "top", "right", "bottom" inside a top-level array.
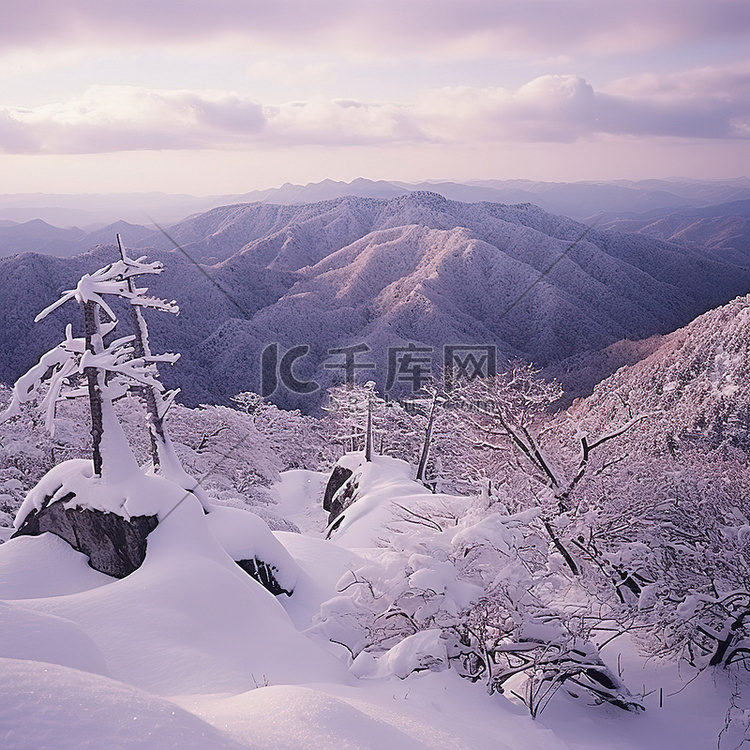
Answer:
[
  {"left": 0, "top": 87, "right": 266, "bottom": 154},
  {"left": 1, "top": 69, "right": 748, "bottom": 155},
  {"left": 418, "top": 76, "right": 599, "bottom": 143},
  {"left": 1, "top": 1, "right": 748, "bottom": 59},
  {"left": 266, "top": 99, "right": 426, "bottom": 146},
  {"left": 606, "top": 62, "right": 750, "bottom": 102},
  {"left": 601, "top": 63, "right": 750, "bottom": 138}
]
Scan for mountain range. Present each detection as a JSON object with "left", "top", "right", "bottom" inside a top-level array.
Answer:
[
  {"left": 2, "top": 176, "right": 750, "bottom": 245},
  {"left": 597, "top": 200, "right": 750, "bottom": 263},
  {"left": 2, "top": 191, "right": 749, "bottom": 412}
]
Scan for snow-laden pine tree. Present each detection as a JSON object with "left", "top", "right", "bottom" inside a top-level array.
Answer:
[
  {"left": 0, "top": 247, "right": 300, "bottom": 587},
  {"left": 1, "top": 253, "right": 181, "bottom": 484}
]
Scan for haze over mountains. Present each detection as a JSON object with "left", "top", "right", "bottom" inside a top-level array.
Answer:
[
  {"left": 2, "top": 189, "right": 750, "bottom": 412},
  {"left": 597, "top": 200, "right": 750, "bottom": 264},
  {"left": 2, "top": 176, "right": 750, "bottom": 259}
]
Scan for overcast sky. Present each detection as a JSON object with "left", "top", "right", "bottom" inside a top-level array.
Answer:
[{"left": 1, "top": 0, "right": 749, "bottom": 194}]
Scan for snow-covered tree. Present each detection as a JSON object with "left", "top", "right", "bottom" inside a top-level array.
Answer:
[
  {"left": 231, "top": 390, "right": 335, "bottom": 471},
  {"left": 322, "top": 382, "right": 386, "bottom": 459},
  {"left": 450, "top": 363, "right": 650, "bottom": 575},
  {"left": 313, "top": 457, "right": 642, "bottom": 717},
  {"left": 0, "top": 253, "right": 179, "bottom": 484}
]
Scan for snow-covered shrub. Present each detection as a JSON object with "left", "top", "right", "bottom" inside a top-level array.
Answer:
[
  {"left": 232, "top": 390, "right": 335, "bottom": 471},
  {"left": 313, "top": 454, "right": 641, "bottom": 716}
]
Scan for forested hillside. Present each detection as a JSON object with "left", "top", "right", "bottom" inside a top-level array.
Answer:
[{"left": 2, "top": 193, "right": 749, "bottom": 411}]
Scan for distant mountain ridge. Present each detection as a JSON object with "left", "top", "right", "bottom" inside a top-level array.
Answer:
[
  {"left": 1, "top": 192, "right": 749, "bottom": 412},
  {"left": 597, "top": 200, "right": 750, "bottom": 264},
  {"left": 231, "top": 177, "right": 750, "bottom": 221},
  {"left": 0, "top": 219, "right": 156, "bottom": 259},
  {"left": 1, "top": 177, "right": 750, "bottom": 248}
]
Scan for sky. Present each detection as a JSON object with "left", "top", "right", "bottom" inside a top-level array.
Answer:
[{"left": 0, "top": 0, "right": 749, "bottom": 195}]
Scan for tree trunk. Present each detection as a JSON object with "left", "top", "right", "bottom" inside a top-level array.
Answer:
[
  {"left": 83, "top": 300, "right": 104, "bottom": 476},
  {"left": 117, "top": 235, "right": 163, "bottom": 470},
  {"left": 416, "top": 391, "right": 438, "bottom": 483},
  {"left": 364, "top": 392, "right": 373, "bottom": 462}
]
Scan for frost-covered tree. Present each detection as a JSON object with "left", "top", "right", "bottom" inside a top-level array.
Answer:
[
  {"left": 451, "top": 362, "right": 650, "bottom": 575},
  {"left": 414, "top": 387, "right": 441, "bottom": 484},
  {"left": 0, "top": 384, "right": 289, "bottom": 531},
  {"left": 321, "top": 380, "right": 465, "bottom": 483},
  {"left": 0, "top": 253, "right": 179, "bottom": 484},
  {"left": 322, "top": 382, "right": 385, "bottom": 459},
  {"left": 313, "top": 464, "right": 642, "bottom": 717},
  {"left": 231, "top": 390, "right": 335, "bottom": 471},
  {"left": 567, "top": 442, "right": 750, "bottom": 668},
  {"left": 115, "top": 236, "right": 176, "bottom": 471}
]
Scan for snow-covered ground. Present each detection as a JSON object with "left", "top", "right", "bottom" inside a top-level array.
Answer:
[{"left": 0, "top": 456, "right": 744, "bottom": 749}]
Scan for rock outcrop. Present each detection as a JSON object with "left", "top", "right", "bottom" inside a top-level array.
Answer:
[
  {"left": 323, "top": 465, "right": 356, "bottom": 525},
  {"left": 12, "top": 495, "right": 158, "bottom": 578},
  {"left": 236, "top": 557, "right": 294, "bottom": 596}
]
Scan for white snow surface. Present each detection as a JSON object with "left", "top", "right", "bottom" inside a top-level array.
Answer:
[
  {"left": 206, "top": 505, "right": 299, "bottom": 594},
  {"left": 0, "top": 455, "right": 744, "bottom": 749},
  {"left": 271, "top": 469, "right": 329, "bottom": 534},
  {"left": 14, "top": 458, "right": 189, "bottom": 527}
]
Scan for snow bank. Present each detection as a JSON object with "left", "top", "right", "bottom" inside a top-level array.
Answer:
[
  {"left": 272, "top": 531, "right": 367, "bottom": 629},
  {"left": 0, "top": 453, "right": 745, "bottom": 749},
  {"left": 206, "top": 505, "right": 299, "bottom": 595},
  {"left": 0, "top": 533, "right": 112, "bottom": 599},
  {"left": 0, "top": 603, "right": 108, "bottom": 676},
  {"left": 271, "top": 469, "right": 329, "bottom": 534},
  {"left": 7, "top": 495, "right": 349, "bottom": 696},
  {"left": 0, "top": 658, "right": 246, "bottom": 750},
  {"left": 182, "top": 671, "right": 573, "bottom": 750},
  {"left": 325, "top": 454, "right": 434, "bottom": 547}
]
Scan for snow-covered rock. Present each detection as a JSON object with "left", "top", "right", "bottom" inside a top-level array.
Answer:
[
  {"left": 10, "top": 460, "right": 184, "bottom": 578},
  {"left": 322, "top": 463, "right": 356, "bottom": 525},
  {"left": 206, "top": 505, "right": 299, "bottom": 596},
  {"left": 11, "top": 459, "right": 301, "bottom": 595}
]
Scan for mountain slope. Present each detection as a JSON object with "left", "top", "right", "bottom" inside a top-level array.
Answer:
[
  {"left": 133, "top": 193, "right": 750, "bottom": 406},
  {"left": 598, "top": 200, "right": 750, "bottom": 265},
  {"left": 0, "top": 220, "right": 87, "bottom": 258},
  {"left": 0, "top": 220, "right": 162, "bottom": 260},
  {"left": 576, "top": 294, "right": 750, "bottom": 451},
  {"left": 0, "top": 247, "right": 300, "bottom": 401},
  {"left": 1, "top": 193, "right": 750, "bottom": 410}
]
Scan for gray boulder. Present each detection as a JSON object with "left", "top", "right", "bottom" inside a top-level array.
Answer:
[{"left": 12, "top": 495, "right": 158, "bottom": 579}]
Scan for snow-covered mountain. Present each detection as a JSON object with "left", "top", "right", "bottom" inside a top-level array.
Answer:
[
  {"left": 576, "top": 294, "right": 750, "bottom": 452},
  {"left": 0, "top": 220, "right": 87, "bottom": 258},
  {"left": 0, "top": 246, "right": 300, "bottom": 402},
  {"left": 596, "top": 200, "right": 750, "bottom": 265},
  {"left": 2, "top": 192, "right": 750, "bottom": 410},
  {"left": 0, "top": 219, "right": 158, "bottom": 259},
  {"left": 231, "top": 177, "right": 750, "bottom": 220},
  {"left": 2, "top": 177, "right": 750, "bottom": 235}
]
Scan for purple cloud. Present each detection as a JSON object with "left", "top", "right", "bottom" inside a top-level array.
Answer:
[
  {"left": 1, "top": 1, "right": 748, "bottom": 57},
  {"left": 0, "top": 87, "right": 267, "bottom": 154},
  {"left": 0, "top": 69, "right": 747, "bottom": 155}
]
